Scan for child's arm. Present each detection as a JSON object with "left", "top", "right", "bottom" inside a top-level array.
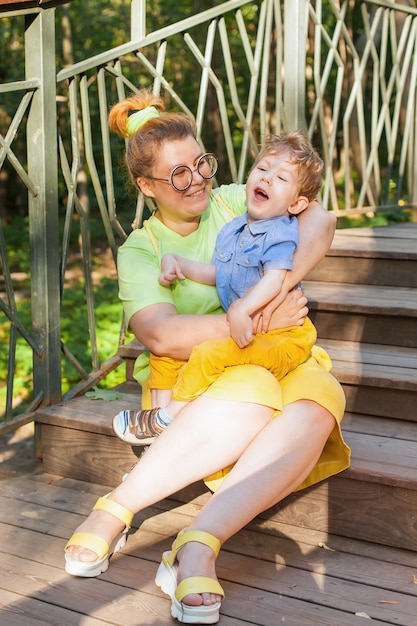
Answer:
[
  {"left": 227, "top": 268, "right": 287, "bottom": 347},
  {"left": 159, "top": 253, "right": 216, "bottom": 287}
]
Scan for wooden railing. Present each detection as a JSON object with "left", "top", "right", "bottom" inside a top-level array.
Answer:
[{"left": 1, "top": 0, "right": 416, "bottom": 430}]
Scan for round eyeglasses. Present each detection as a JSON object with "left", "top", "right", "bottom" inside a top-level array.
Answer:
[{"left": 148, "top": 153, "right": 218, "bottom": 191}]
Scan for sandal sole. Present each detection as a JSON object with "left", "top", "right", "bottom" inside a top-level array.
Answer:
[
  {"left": 65, "top": 532, "right": 127, "bottom": 578},
  {"left": 155, "top": 555, "right": 221, "bottom": 624}
]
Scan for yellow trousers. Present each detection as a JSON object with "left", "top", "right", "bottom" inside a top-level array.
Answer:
[{"left": 148, "top": 317, "right": 317, "bottom": 406}]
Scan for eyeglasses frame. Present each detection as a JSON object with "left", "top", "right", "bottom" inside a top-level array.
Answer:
[{"left": 146, "top": 152, "right": 218, "bottom": 191}]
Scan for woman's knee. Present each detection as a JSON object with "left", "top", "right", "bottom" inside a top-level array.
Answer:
[{"left": 280, "top": 400, "right": 335, "bottom": 437}]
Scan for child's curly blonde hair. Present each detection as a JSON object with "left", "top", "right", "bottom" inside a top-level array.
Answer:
[{"left": 254, "top": 131, "right": 324, "bottom": 201}]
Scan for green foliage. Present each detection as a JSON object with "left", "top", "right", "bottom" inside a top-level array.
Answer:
[
  {"left": 337, "top": 208, "right": 412, "bottom": 229},
  {"left": 2, "top": 216, "right": 31, "bottom": 276},
  {"left": 60, "top": 278, "right": 129, "bottom": 392},
  {"left": 0, "top": 272, "right": 131, "bottom": 416},
  {"left": 85, "top": 387, "right": 122, "bottom": 400}
]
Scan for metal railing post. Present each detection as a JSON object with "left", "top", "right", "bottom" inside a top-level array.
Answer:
[
  {"left": 131, "top": 0, "right": 146, "bottom": 41},
  {"left": 284, "top": 0, "right": 307, "bottom": 131},
  {"left": 25, "top": 8, "right": 61, "bottom": 406}
]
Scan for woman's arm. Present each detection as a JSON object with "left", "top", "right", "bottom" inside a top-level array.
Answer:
[
  {"left": 257, "top": 202, "right": 335, "bottom": 332},
  {"left": 129, "top": 303, "right": 230, "bottom": 360},
  {"left": 285, "top": 201, "right": 336, "bottom": 290}
]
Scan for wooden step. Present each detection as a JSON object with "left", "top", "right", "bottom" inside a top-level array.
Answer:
[
  {"left": 306, "top": 223, "right": 417, "bottom": 287},
  {"left": 304, "top": 281, "right": 417, "bottom": 348},
  {"left": 319, "top": 339, "right": 417, "bottom": 421},
  {"left": 33, "top": 386, "right": 417, "bottom": 553},
  {"left": 118, "top": 340, "right": 146, "bottom": 382}
]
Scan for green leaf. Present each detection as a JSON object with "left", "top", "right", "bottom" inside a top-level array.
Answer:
[{"left": 85, "top": 387, "right": 122, "bottom": 401}]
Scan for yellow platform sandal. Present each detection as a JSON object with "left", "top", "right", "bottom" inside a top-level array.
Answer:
[
  {"left": 155, "top": 529, "right": 225, "bottom": 624},
  {"left": 64, "top": 495, "right": 134, "bottom": 577}
]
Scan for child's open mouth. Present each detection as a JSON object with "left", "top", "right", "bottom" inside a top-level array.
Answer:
[{"left": 254, "top": 187, "right": 269, "bottom": 201}]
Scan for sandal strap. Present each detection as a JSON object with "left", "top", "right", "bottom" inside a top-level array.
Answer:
[
  {"left": 167, "top": 529, "right": 221, "bottom": 567},
  {"left": 175, "top": 576, "right": 225, "bottom": 603},
  {"left": 65, "top": 531, "right": 109, "bottom": 559},
  {"left": 93, "top": 495, "right": 134, "bottom": 529},
  {"left": 129, "top": 407, "right": 164, "bottom": 439}
]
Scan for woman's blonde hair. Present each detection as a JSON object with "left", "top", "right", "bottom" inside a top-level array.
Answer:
[{"left": 108, "top": 88, "right": 197, "bottom": 187}]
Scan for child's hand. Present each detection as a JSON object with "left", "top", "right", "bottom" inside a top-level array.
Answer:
[
  {"left": 158, "top": 254, "right": 186, "bottom": 286},
  {"left": 227, "top": 301, "right": 254, "bottom": 347}
]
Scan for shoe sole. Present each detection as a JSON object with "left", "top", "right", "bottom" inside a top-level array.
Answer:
[{"left": 155, "top": 555, "right": 221, "bottom": 624}]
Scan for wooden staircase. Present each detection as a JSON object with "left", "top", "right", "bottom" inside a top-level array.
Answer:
[{"left": 34, "top": 223, "right": 417, "bottom": 553}]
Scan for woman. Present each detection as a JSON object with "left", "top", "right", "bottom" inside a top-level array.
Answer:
[{"left": 65, "top": 89, "right": 350, "bottom": 625}]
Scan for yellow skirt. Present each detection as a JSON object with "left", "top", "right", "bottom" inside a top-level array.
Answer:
[{"left": 139, "top": 344, "right": 350, "bottom": 493}]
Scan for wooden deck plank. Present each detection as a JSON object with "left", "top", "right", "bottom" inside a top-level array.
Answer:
[
  {"left": 38, "top": 422, "right": 143, "bottom": 485},
  {"left": 123, "top": 523, "right": 417, "bottom": 618},
  {"left": 0, "top": 472, "right": 416, "bottom": 624},
  {"left": 342, "top": 413, "right": 417, "bottom": 442},
  {"left": 35, "top": 390, "right": 143, "bottom": 434},
  {"left": 304, "top": 280, "right": 417, "bottom": 314},
  {"left": 331, "top": 223, "right": 417, "bottom": 256},
  {"left": 320, "top": 340, "right": 417, "bottom": 388},
  {"left": 306, "top": 223, "right": 417, "bottom": 286},
  {"left": 0, "top": 553, "right": 184, "bottom": 626},
  {"left": 0, "top": 477, "right": 413, "bottom": 625},
  {"left": 306, "top": 255, "right": 417, "bottom": 287},
  {"left": 322, "top": 339, "right": 417, "bottom": 364},
  {"left": 4, "top": 470, "right": 417, "bottom": 567},
  {"left": 341, "top": 431, "right": 417, "bottom": 481},
  {"left": 0, "top": 588, "right": 112, "bottom": 626},
  {"left": 1, "top": 472, "right": 415, "bottom": 579},
  {"left": 329, "top": 236, "right": 417, "bottom": 257}
]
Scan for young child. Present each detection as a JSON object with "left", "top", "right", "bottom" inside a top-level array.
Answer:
[{"left": 114, "top": 130, "right": 323, "bottom": 444}]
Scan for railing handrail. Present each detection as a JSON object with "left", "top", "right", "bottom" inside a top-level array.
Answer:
[{"left": 57, "top": 0, "right": 253, "bottom": 81}]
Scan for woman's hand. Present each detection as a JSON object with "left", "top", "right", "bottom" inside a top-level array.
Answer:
[{"left": 253, "top": 288, "right": 308, "bottom": 334}]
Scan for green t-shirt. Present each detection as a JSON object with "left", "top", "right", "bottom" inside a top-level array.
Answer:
[{"left": 117, "top": 184, "right": 247, "bottom": 323}]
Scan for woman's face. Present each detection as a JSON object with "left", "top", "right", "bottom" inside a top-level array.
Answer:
[{"left": 138, "top": 135, "right": 213, "bottom": 233}]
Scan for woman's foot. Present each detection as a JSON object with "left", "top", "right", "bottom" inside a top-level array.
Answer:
[
  {"left": 155, "top": 529, "right": 224, "bottom": 623},
  {"left": 65, "top": 495, "right": 133, "bottom": 577},
  {"left": 176, "top": 538, "right": 222, "bottom": 607},
  {"left": 65, "top": 505, "right": 125, "bottom": 562}
]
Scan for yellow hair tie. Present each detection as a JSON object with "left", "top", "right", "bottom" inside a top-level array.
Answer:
[{"left": 126, "top": 106, "right": 160, "bottom": 136}]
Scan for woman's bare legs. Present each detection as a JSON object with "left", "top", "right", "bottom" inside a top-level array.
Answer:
[
  {"left": 66, "top": 395, "right": 274, "bottom": 562},
  {"left": 66, "top": 396, "right": 334, "bottom": 607},
  {"left": 177, "top": 400, "right": 334, "bottom": 606}
]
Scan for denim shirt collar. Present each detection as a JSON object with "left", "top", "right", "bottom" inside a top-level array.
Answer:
[{"left": 233, "top": 211, "right": 291, "bottom": 236}]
